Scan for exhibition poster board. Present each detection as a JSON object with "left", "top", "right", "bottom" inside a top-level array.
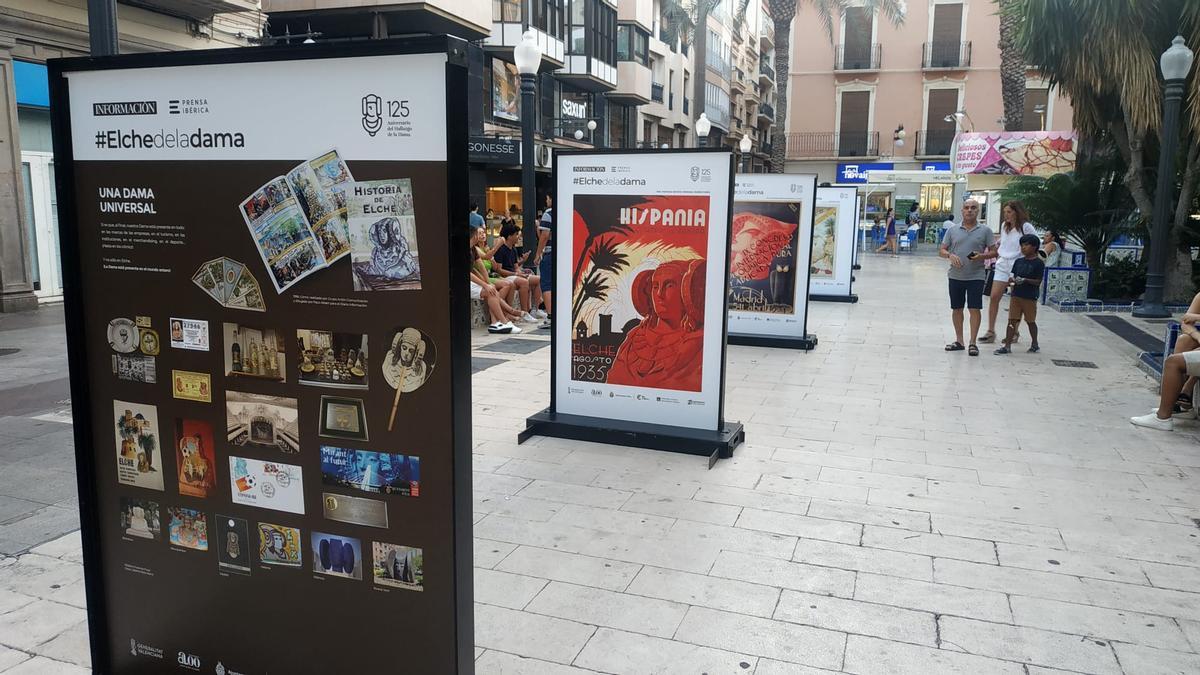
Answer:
[
  {"left": 521, "top": 149, "right": 743, "bottom": 460},
  {"left": 727, "top": 174, "right": 818, "bottom": 347},
  {"left": 50, "top": 38, "right": 474, "bottom": 674},
  {"left": 810, "top": 186, "right": 858, "bottom": 302}
]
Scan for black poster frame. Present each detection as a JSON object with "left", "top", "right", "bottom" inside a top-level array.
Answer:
[
  {"left": 810, "top": 186, "right": 860, "bottom": 304},
  {"left": 49, "top": 36, "right": 475, "bottom": 674},
  {"left": 727, "top": 173, "right": 820, "bottom": 351},
  {"left": 518, "top": 148, "right": 745, "bottom": 467}
]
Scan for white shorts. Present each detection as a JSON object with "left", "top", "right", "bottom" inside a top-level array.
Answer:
[
  {"left": 470, "top": 281, "right": 483, "bottom": 300},
  {"left": 1183, "top": 350, "right": 1200, "bottom": 377},
  {"left": 993, "top": 257, "right": 1016, "bottom": 283}
]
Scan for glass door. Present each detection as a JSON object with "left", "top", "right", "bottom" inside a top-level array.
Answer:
[{"left": 21, "top": 151, "right": 62, "bottom": 300}]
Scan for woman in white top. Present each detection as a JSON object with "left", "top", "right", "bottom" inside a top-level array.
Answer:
[
  {"left": 1041, "top": 229, "right": 1066, "bottom": 268},
  {"left": 978, "top": 200, "right": 1037, "bottom": 343}
]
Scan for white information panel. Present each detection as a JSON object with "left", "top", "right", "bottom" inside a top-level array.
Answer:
[
  {"left": 810, "top": 186, "right": 858, "bottom": 298},
  {"left": 727, "top": 174, "right": 817, "bottom": 340},
  {"left": 554, "top": 151, "right": 733, "bottom": 431}
]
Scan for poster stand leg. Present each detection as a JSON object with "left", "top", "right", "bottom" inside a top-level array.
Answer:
[
  {"left": 518, "top": 409, "right": 745, "bottom": 466},
  {"left": 811, "top": 294, "right": 859, "bottom": 304},
  {"left": 728, "top": 334, "right": 817, "bottom": 351}
]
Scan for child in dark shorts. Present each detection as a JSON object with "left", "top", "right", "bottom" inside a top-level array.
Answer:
[{"left": 995, "top": 234, "right": 1045, "bottom": 355}]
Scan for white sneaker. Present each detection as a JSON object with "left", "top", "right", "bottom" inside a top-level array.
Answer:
[
  {"left": 1130, "top": 413, "right": 1174, "bottom": 431},
  {"left": 521, "top": 312, "right": 537, "bottom": 323},
  {"left": 487, "top": 322, "right": 513, "bottom": 334},
  {"left": 532, "top": 309, "right": 548, "bottom": 319},
  {"left": 1149, "top": 407, "right": 1197, "bottom": 420},
  {"left": 509, "top": 322, "right": 522, "bottom": 334}
]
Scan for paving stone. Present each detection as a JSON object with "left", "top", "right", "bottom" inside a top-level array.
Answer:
[
  {"left": 853, "top": 573, "right": 1012, "bottom": 623},
  {"left": 934, "top": 558, "right": 1090, "bottom": 603},
  {"left": 519, "top": 479, "right": 633, "bottom": 509},
  {"left": 928, "top": 514, "right": 1063, "bottom": 550},
  {"left": 626, "top": 566, "right": 779, "bottom": 618},
  {"left": 474, "top": 650, "right": 604, "bottom": 674},
  {"left": 28, "top": 533, "right": 82, "bottom": 563},
  {"left": 996, "top": 542, "right": 1149, "bottom": 584},
  {"left": 474, "top": 491, "right": 563, "bottom": 522},
  {"left": 474, "top": 603, "right": 594, "bottom": 665},
  {"left": 861, "top": 525, "right": 997, "bottom": 564},
  {"left": 495, "top": 458, "right": 603, "bottom": 486},
  {"left": 526, "top": 581, "right": 687, "bottom": 638},
  {"left": 33, "top": 620, "right": 89, "bottom": 668},
  {"left": 0, "top": 554, "right": 84, "bottom": 601},
  {"left": 673, "top": 606, "right": 846, "bottom": 670},
  {"left": 708, "top": 550, "right": 855, "bottom": 598},
  {"left": 691, "top": 485, "right": 811, "bottom": 516},
  {"left": 752, "top": 660, "right": 841, "bottom": 675},
  {"left": 1141, "top": 560, "right": 1200, "bottom": 592},
  {"left": 735, "top": 508, "right": 862, "bottom": 545},
  {"left": 474, "top": 539, "right": 518, "bottom": 569},
  {"left": 1081, "top": 577, "right": 1200, "bottom": 621},
  {"left": 0, "top": 645, "right": 31, "bottom": 671},
  {"left": 774, "top": 589, "right": 937, "bottom": 646},
  {"left": 668, "top": 519, "right": 796, "bottom": 560},
  {"left": 842, "top": 634, "right": 1025, "bottom": 675},
  {"left": 496, "top": 546, "right": 640, "bottom": 592},
  {"left": 620, "top": 492, "right": 741, "bottom": 526},
  {"left": 938, "top": 615, "right": 1122, "bottom": 674},
  {"left": 549, "top": 503, "right": 675, "bottom": 538},
  {"left": 1009, "top": 595, "right": 1191, "bottom": 651},
  {"left": 806, "top": 499, "right": 930, "bottom": 533},
  {"left": 757, "top": 474, "right": 869, "bottom": 503},
  {"left": 474, "top": 568, "right": 548, "bottom": 610},
  {"left": 573, "top": 628, "right": 756, "bottom": 675},
  {"left": 794, "top": 538, "right": 933, "bottom": 582},
  {"left": 1113, "top": 643, "right": 1200, "bottom": 675},
  {"left": 0, "top": 599, "right": 85, "bottom": 652},
  {"left": 1180, "top": 618, "right": 1200, "bottom": 652}
]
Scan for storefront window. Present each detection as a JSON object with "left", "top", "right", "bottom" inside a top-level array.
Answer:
[
  {"left": 919, "top": 183, "right": 954, "bottom": 219},
  {"left": 617, "top": 24, "right": 649, "bottom": 65}
]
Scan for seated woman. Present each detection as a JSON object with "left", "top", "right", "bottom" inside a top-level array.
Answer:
[
  {"left": 1131, "top": 292, "right": 1200, "bottom": 430},
  {"left": 471, "top": 246, "right": 524, "bottom": 333},
  {"left": 470, "top": 225, "right": 519, "bottom": 309}
]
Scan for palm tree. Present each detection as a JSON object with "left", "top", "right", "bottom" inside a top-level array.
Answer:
[
  {"left": 572, "top": 216, "right": 631, "bottom": 288},
  {"left": 571, "top": 238, "right": 631, "bottom": 320},
  {"left": 767, "top": 0, "right": 906, "bottom": 173},
  {"left": 1014, "top": 0, "right": 1200, "bottom": 300},
  {"left": 996, "top": 0, "right": 1026, "bottom": 131}
]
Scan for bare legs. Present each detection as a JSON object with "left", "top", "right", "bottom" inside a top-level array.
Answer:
[
  {"left": 950, "top": 308, "right": 981, "bottom": 346},
  {"left": 1157, "top": 354, "right": 1190, "bottom": 420},
  {"left": 875, "top": 236, "right": 896, "bottom": 254}
]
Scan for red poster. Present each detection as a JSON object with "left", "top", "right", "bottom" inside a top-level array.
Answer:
[
  {"left": 174, "top": 418, "right": 215, "bottom": 498},
  {"left": 570, "top": 194, "right": 709, "bottom": 392}
]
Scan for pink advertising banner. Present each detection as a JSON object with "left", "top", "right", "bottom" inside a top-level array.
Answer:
[{"left": 953, "top": 131, "right": 1077, "bottom": 177}]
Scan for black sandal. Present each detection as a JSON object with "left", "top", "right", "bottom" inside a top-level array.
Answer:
[
  {"left": 945, "top": 341, "right": 965, "bottom": 352},
  {"left": 968, "top": 344, "right": 979, "bottom": 356}
]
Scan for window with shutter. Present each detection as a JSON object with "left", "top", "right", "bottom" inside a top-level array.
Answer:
[
  {"left": 838, "top": 90, "right": 871, "bottom": 157},
  {"left": 930, "top": 3, "right": 964, "bottom": 67},
  {"left": 924, "top": 88, "right": 959, "bottom": 155},
  {"left": 1023, "top": 88, "right": 1050, "bottom": 130}
]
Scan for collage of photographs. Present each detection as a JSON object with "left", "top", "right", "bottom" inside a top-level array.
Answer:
[{"left": 108, "top": 314, "right": 432, "bottom": 593}]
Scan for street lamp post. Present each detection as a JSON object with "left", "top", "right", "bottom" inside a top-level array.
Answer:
[
  {"left": 514, "top": 31, "right": 543, "bottom": 257},
  {"left": 696, "top": 113, "right": 711, "bottom": 148},
  {"left": 1136, "top": 35, "right": 1195, "bottom": 318},
  {"left": 739, "top": 134, "right": 752, "bottom": 173}
]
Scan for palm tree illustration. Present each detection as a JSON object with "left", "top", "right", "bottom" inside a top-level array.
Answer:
[
  {"left": 572, "top": 238, "right": 631, "bottom": 322},
  {"left": 573, "top": 215, "right": 631, "bottom": 288}
]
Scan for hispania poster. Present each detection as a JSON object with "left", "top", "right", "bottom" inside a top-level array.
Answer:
[
  {"left": 554, "top": 151, "right": 731, "bottom": 431},
  {"left": 811, "top": 186, "right": 858, "bottom": 298},
  {"left": 728, "top": 175, "right": 816, "bottom": 339}
]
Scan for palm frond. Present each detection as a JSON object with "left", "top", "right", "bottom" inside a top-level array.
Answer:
[{"left": 588, "top": 238, "right": 631, "bottom": 274}]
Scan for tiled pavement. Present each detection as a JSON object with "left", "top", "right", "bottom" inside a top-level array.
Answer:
[{"left": 4, "top": 253, "right": 1200, "bottom": 673}]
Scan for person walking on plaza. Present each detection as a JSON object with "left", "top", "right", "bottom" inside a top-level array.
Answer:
[
  {"left": 977, "top": 200, "right": 1037, "bottom": 343},
  {"left": 469, "top": 201, "right": 485, "bottom": 230},
  {"left": 533, "top": 193, "right": 554, "bottom": 330},
  {"left": 875, "top": 208, "right": 898, "bottom": 255},
  {"left": 940, "top": 199, "right": 992, "bottom": 356},
  {"left": 993, "top": 234, "right": 1044, "bottom": 355}
]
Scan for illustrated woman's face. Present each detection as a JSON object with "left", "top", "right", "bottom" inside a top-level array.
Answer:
[{"left": 651, "top": 266, "right": 685, "bottom": 327}]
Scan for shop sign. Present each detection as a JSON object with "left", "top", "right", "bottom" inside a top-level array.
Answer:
[
  {"left": 953, "top": 131, "right": 1076, "bottom": 177},
  {"left": 468, "top": 136, "right": 520, "bottom": 164},
  {"left": 837, "top": 162, "right": 893, "bottom": 184}
]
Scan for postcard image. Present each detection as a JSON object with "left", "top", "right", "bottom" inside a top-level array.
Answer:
[
  {"left": 114, "top": 400, "right": 164, "bottom": 491},
  {"left": 191, "top": 264, "right": 223, "bottom": 303},
  {"left": 119, "top": 497, "right": 160, "bottom": 540},
  {"left": 238, "top": 177, "right": 327, "bottom": 294},
  {"left": 312, "top": 531, "right": 362, "bottom": 580},
  {"left": 258, "top": 522, "right": 302, "bottom": 567},
  {"left": 297, "top": 330, "right": 368, "bottom": 389},
  {"left": 225, "top": 390, "right": 299, "bottom": 453},
  {"left": 216, "top": 515, "right": 252, "bottom": 575},
  {"left": 169, "top": 318, "right": 209, "bottom": 351},
  {"left": 347, "top": 179, "right": 421, "bottom": 291},
  {"left": 175, "top": 418, "right": 216, "bottom": 498},
  {"left": 287, "top": 150, "right": 352, "bottom": 264},
  {"left": 372, "top": 542, "right": 423, "bottom": 591},
  {"left": 318, "top": 396, "right": 368, "bottom": 442},
  {"left": 172, "top": 370, "right": 212, "bottom": 403},
  {"left": 168, "top": 507, "right": 208, "bottom": 551},
  {"left": 113, "top": 354, "right": 156, "bottom": 384},
  {"left": 320, "top": 446, "right": 419, "bottom": 496},
  {"left": 229, "top": 456, "right": 305, "bottom": 514},
  {"left": 322, "top": 492, "right": 388, "bottom": 528},
  {"left": 223, "top": 323, "right": 286, "bottom": 381},
  {"left": 225, "top": 268, "right": 266, "bottom": 312}
]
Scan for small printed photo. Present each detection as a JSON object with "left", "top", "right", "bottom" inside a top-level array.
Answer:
[
  {"left": 114, "top": 400, "right": 164, "bottom": 491},
  {"left": 112, "top": 354, "right": 156, "bottom": 384},
  {"left": 229, "top": 456, "right": 305, "bottom": 515},
  {"left": 225, "top": 391, "right": 300, "bottom": 454},
  {"left": 223, "top": 322, "right": 286, "bottom": 381},
  {"left": 322, "top": 492, "right": 388, "bottom": 529},
  {"left": 296, "top": 330, "right": 368, "bottom": 389},
  {"left": 119, "top": 497, "right": 160, "bottom": 540},
  {"left": 168, "top": 507, "right": 208, "bottom": 551},
  {"left": 320, "top": 446, "right": 420, "bottom": 496},
  {"left": 372, "top": 542, "right": 423, "bottom": 591},
  {"left": 311, "top": 531, "right": 362, "bottom": 580},
  {"left": 175, "top": 418, "right": 216, "bottom": 498},
  {"left": 216, "top": 515, "right": 252, "bottom": 576},
  {"left": 317, "top": 396, "right": 369, "bottom": 442},
  {"left": 171, "top": 370, "right": 212, "bottom": 403},
  {"left": 169, "top": 318, "right": 210, "bottom": 351},
  {"left": 257, "top": 522, "right": 302, "bottom": 568},
  {"left": 107, "top": 318, "right": 140, "bottom": 354},
  {"left": 381, "top": 327, "right": 436, "bottom": 394}
]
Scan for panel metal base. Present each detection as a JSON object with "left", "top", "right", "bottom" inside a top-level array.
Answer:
[
  {"left": 811, "top": 293, "right": 858, "bottom": 303},
  {"left": 728, "top": 333, "right": 817, "bottom": 351},
  {"left": 517, "top": 409, "right": 744, "bottom": 466}
]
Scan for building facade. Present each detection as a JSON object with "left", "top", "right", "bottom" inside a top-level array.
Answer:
[
  {"left": 782, "top": 0, "right": 1073, "bottom": 228},
  {"left": 1, "top": 0, "right": 262, "bottom": 311}
]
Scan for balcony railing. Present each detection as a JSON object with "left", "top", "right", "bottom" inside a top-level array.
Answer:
[
  {"left": 785, "top": 131, "right": 880, "bottom": 159},
  {"left": 834, "top": 44, "right": 881, "bottom": 71},
  {"left": 758, "top": 102, "right": 775, "bottom": 121},
  {"left": 651, "top": 82, "right": 664, "bottom": 103},
  {"left": 915, "top": 129, "right": 956, "bottom": 156},
  {"left": 759, "top": 61, "right": 775, "bottom": 82},
  {"left": 923, "top": 41, "right": 972, "bottom": 69}
]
